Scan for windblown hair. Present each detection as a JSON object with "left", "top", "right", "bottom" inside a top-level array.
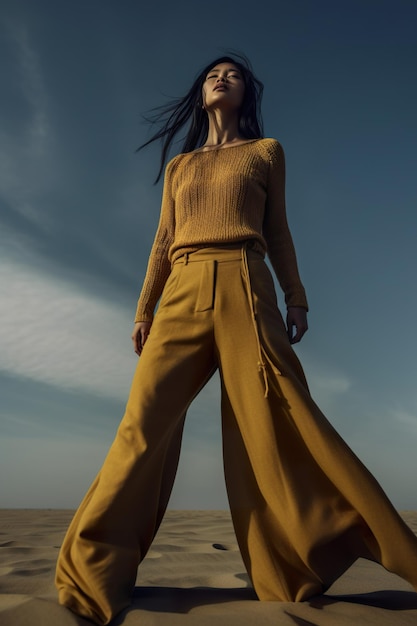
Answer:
[{"left": 137, "top": 53, "right": 264, "bottom": 183}]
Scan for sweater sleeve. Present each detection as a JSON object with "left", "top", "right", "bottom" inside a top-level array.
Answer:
[
  {"left": 134, "top": 158, "right": 177, "bottom": 323},
  {"left": 263, "top": 141, "right": 308, "bottom": 310}
]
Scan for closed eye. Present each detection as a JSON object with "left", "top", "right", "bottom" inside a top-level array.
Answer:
[{"left": 206, "top": 72, "right": 242, "bottom": 80}]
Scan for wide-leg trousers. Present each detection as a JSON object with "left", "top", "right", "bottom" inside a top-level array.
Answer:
[{"left": 55, "top": 247, "right": 417, "bottom": 625}]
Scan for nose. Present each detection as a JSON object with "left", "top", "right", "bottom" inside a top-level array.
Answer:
[{"left": 216, "top": 75, "right": 226, "bottom": 83}]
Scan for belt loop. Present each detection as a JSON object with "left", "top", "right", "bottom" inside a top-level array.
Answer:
[{"left": 184, "top": 252, "right": 189, "bottom": 265}]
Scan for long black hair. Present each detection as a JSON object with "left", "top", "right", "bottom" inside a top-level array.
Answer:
[{"left": 137, "top": 53, "right": 264, "bottom": 183}]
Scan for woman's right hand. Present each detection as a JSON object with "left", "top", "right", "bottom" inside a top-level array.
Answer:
[{"left": 131, "top": 321, "right": 152, "bottom": 356}]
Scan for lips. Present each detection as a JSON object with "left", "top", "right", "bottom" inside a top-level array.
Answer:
[{"left": 214, "top": 84, "right": 227, "bottom": 91}]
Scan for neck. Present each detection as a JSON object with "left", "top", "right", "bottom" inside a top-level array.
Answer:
[{"left": 204, "top": 110, "right": 242, "bottom": 147}]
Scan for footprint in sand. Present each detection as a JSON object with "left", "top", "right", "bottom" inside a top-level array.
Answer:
[{"left": 212, "top": 543, "right": 235, "bottom": 551}]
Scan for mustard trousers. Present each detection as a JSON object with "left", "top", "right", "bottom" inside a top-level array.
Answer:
[{"left": 56, "top": 247, "right": 417, "bottom": 625}]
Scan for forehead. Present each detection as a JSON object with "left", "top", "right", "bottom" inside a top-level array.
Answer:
[{"left": 207, "top": 62, "right": 241, "bottom": 73}]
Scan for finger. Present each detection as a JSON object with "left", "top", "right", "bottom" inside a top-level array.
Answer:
[
  {"left": 139, "top": 329, "right": 150, "bottom": 354},
  {"left": 290, "top": 329, "right": 302, "bottom": 344},
  {"left": 290, "top": 325, "right": 307, "bottom": 344},
  {"left": 131, "top": 331, "right": 141, "bottom": 356},
  {"left": 286, "top": 317, "right": 298, "bottom": 343}
]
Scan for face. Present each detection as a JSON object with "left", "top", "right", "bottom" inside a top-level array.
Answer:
[{"left": 202, "top": 62, "right": 245, "bottom": 112}]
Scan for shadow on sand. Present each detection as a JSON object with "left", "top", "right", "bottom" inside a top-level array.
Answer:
[{"left": 108, "top": 585, "right": 417, "bottom": 625}]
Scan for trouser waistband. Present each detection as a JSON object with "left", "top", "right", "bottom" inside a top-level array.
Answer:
[{"left": 173, "top": 244, "right": 264, "bottom": 265}]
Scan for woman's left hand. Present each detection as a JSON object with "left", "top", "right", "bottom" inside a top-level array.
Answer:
[{"left": 286, "top": 307, "right": 308, "bottom": 344}]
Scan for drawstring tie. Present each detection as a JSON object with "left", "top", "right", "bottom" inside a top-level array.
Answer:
[{"left": 242, "top": 245, "right": 269, "bottom": 398}]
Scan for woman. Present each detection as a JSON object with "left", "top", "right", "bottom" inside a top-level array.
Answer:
[{"left": 55, "top": 54, "right": 417, "bottom": 625}]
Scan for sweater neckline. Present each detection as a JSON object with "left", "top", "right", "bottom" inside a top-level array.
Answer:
[{"left": 189, "top": 138, "right": 264, "bottom": 155}]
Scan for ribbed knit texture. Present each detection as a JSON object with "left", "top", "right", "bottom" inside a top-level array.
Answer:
[{"left": 135, "top": 138, "right": 308, "bottom": 322}]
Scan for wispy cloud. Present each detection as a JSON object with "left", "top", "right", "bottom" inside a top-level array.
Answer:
[
  {"left": 390, "top": 407, "right": 417, "bottom": 434},
  {"left": 0, "top": 19, "right": 54, "bottom": 228},
  {"left": 1, "top": 257, "right": 135, "bottom": 399},
  {"left": 0, "top": 17, "right": 159, "bottom": 303},
  {"left": 299, "top": 353, "right": 351, "bottom": 400},
  {"left": 8, "top": 20, "right": 48, "bottom": 148}
]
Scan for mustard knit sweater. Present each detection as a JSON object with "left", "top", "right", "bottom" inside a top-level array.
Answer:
[{"left": 135, "top": 138, "right": 308, "bottom": 322}]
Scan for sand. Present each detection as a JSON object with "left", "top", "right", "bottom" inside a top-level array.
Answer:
[{"left": 1, "top": 509, "right": 417, "bottom": 625}]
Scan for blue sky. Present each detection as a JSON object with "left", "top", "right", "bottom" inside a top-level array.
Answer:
[{"left": 1, "top": 0, "right": 416, "bottom": 510}]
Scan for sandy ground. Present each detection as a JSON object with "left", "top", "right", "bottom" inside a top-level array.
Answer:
[{"left": 1, "top": 509, "right": 417, "bottom": 625}]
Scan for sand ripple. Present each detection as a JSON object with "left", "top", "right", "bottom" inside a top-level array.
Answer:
[{"left": 0, "top": 509, "right": 417, "bottom": 626}]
